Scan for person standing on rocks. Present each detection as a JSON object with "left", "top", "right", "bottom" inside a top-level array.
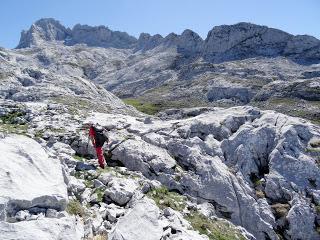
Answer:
[{"left": 88, "top": 123, "right": 109, "bottom": 169}]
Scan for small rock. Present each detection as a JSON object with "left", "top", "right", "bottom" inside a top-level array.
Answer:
[
  {"left": 103, "top": 220, "right": 112, "bottom": 230},
  {"left": 75, "top": 162, "right": 96, "bottom": 171},
  {"left": 46, "top": 209, "right": 58, "bottom": 218},
  {"left": 28, "top": 207, "right": 46, "bottom": 215},
  {"left": 163, "top": 208, "right": 174, "bottom": 217},
  {"left": 141, "top": 183, "right": 151, "bottom": 194},
  {"left": 15, "top": 210, "right": 30, "bottom": 221},
  {"left": 98, "top": 172, "right": 113, "bottom": 185},
  {"left": 81, "top": 188, "right": 92, "bottom": 203},
  {"left": 105, "top": 178, "right": 138, "bottom": 206},
  {"left": 57, "top": 211, "right": 69, "bottom": 218},
  {"left": 94, "top": 179, "right": 105, "bottom": 188}
]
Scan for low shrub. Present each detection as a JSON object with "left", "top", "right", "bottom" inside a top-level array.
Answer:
[{"left": 66, "top": 199, "right": 85, "bottom": 217}]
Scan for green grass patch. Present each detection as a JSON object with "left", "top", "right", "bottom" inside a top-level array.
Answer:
[
  {"left": 73, "top": 155, "right": 85, "bottom": 162},
  {"left": 50, "top": 96, "right": 111, "bottom": 115},
  {"left": 148, "top": 186, "right": 245, "bottom": 240},
  {"left": 316, "top": 205, "right": 320, "bottom": 214},
  {"left": 123, "top": 98, "right": 160, "bottom": 115},
  {"left": 186, "top": 211, "right": 246, "bottom": 240},
  {"left": 93, "top": 188, "right": 106, "bottom": 202},
  {"left": 84, "top": 179, "right": 94, "bottom": 188},
  {"left": 0, "top": 123, "right": 28, "bottom": 135},
  {"left": 306, "top": 148, "right": 320, "bottom": 153},
  {"left": 147, "top": 187, "right": 187, "bottom": 212},
  {"left": 66, "top": 199, "right": 85, "bottom": 217},
  {"left": 73, "top": 171, "right": 84, "bottom": 179},
  {"left": 0, "top": 111, "right": 25, "bottom": 124}
]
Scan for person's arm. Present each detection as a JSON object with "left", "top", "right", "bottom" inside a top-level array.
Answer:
[
  {"left": 90, "top": 136, "right": 96, "bottom": 146},
  {"left": 89, "top": 127, "right": 96, "bottom": 147}
]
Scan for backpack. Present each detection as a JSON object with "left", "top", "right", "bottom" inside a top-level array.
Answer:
[{"left": 93, "top": 126, "right": 109, "bottom": 147}]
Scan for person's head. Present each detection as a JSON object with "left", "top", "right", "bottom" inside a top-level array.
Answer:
[{"left": 81, "top": 121, "right": 94, "bottom": 130}]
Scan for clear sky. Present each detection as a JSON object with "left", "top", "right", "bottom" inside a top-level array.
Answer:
[{"left": 0, "top": 0, "right": 319, "bottom": 48}]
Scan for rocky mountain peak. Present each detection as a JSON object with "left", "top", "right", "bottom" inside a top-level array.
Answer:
[
  {"left": 65, "top": 24, "right": 137, "bottom": 48},
  {"left": 17, "top": 18, "right": 71, "bottom": 48},
  {"left": 16, "top": 19, "right": 137, "bottom": 49},
  {"left": 135, "top": 33, "right": 164, "bottom": 51}
]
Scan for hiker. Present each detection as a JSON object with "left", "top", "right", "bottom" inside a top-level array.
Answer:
[{"left": 88, "top": 124, "right": 109, "bottom": 169}]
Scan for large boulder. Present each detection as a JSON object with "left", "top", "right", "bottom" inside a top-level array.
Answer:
[
  {"left": 286, "top": 196, "right": 318, "bottom": 240},
  {"left": 108, "top": 198, "right": 163, "bottom": 240},
  {"left": 108, "top": 198, "right": 208, "bottom": 240},
  {"left": 0, "top": 217, "right": 83, "bottom": 240},
  {"left": 105, "top": 178, "right": 139, "bottom": 206},
  {"left": 0, "top": 134, "right": 68, "bottom": 220}
]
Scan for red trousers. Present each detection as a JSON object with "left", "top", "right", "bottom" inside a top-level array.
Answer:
[{"left": 95, "top": 147, "right": 105, "bottom": 168}]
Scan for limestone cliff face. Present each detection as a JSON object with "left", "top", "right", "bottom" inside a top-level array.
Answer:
[
  {"left": 17, "top": 18, "right": 71, "bottom": 48},
  {"left": 16, "top": 18, "right": 320, "bottom": 64}
]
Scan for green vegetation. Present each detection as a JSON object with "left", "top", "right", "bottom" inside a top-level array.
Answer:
[
  {"left": 0, "top": 111, "right": 25, "bottom": 124},
  {"left": 148, "top": 186, "right": 246, "bottom": 240},
  {"left": 147, "top": 187, "right": 187, "bottom": 212},
  {"left": 84, "top": 179, "right": 94, "bottom": 188},
  {"left": 93, "top": 188, "right": 106, "bottom": 202},
  {"left": 91, "top": 234, "right": 108, "bottom": 240},
  {"left": 66, "top": 199, "right": 85, "bottom": 217},
  {"left": 186, "top": 211, "right": 246, "bottom": 240},
  {"left": 0, "top": 111, "right": 28, "bottom": 134},
  {"left": 73, "top": 155, "right": 85, "bottom": 162},
  {"left": 97, "top": 167, "right": 113, "bottom": 175},
  {"left": 34, "top": 129, "right": 45, "bottom": 138},
  {"left": 123, "top": 97, "right": 206, "bottom": 115},
  {"left": 315, "top": 205, "right": 320, "bottom": 214},
  {"left": 74, "top": 171, "right": 84, "bottom": 179},
  {"left": 34, "top": 127, "right": 65, "bottom": 139},
  {"left": 306, "top": 148, "right": 320, "bottom": 153},
  {"left": 51, "top": 96, "right": 111, "bottom": 115},
  {"left": 123, "top": 98, "right": 160, "bottom": 115},
  {"left": 253, "top": 98, "right": 320, "bottom": 125},
  {"left": 0, "top": 123, "right": 28, "bottom": 135}
]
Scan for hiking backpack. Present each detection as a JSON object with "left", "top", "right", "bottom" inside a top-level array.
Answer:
[{"left": 93, "top": 126, "right": 109, "bottom": 147}]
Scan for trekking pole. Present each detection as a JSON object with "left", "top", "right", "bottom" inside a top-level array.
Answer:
[{"left": 86, "top": 135, "right": 90, "bottom": 154}]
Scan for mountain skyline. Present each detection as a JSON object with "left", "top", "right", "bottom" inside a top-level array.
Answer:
[
  {"left": 1, "top": 0, "right": 319, "bottom": 48},
  {"left": 16, "top": 17, "right": 320, "bottom": 47}
]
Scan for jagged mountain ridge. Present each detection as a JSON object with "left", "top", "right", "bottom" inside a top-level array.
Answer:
[{"left": 17, "top": 18, "right": 320, "bottom": 63}]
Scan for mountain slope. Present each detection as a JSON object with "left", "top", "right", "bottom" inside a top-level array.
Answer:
[{"left": 13, "top": 19, "right": 320, "bottom": 124}]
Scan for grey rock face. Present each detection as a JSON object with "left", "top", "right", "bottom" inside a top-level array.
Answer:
[
  {"left": 66, "top": 24, "right": 137, "bottom": 49},
  {"left": 17, "top": 19, "right": 320, "bottom": 64},
  {"left": 108, "top": 198, "right": 208, "bottom": 240},
  {"left": 87, "top": 106, "right": 320, "bottom": 239},
  {"left": 110, "top": 199, "right": 160, "bottom": 240},
  {"left": 286, "top": 196, "right": 318, "bottom": 240},
  {"left": 0, "top": 135, "right": 68, "bottom": 220},
  {"left": 17, "top": 18, "right": 71, "bottom": 48},
  {"left": 104, "top": 178, "right": 139, "bottom": 206},
  {"left": 203, "top": 22, "right": 291, "bottom": 62},
  {"left": 0, "top": 217, "right": 83, "bottom": 240},
  {"left": 136, "top": 33, "right": 164, "bottom": 51}
]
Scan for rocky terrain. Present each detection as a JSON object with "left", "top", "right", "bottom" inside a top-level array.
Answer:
[
  {"left": 0, "top": 18, "right": 320, "bottom": 240},
  {"left": 12, "top": 18, "right": 320, "bottom": 123}
]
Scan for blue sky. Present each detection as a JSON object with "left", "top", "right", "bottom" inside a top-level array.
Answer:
[{"left": 0, "top": 0, "right": 319, "bottom": 48}]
